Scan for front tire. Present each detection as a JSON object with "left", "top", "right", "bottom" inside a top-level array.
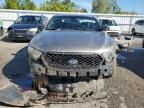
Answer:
[
  {"left": 113, "top": 55, "right": 117, "bottom": 72},
  {"left": 132, "top": 28, "right": 136, "bottom": 35}
]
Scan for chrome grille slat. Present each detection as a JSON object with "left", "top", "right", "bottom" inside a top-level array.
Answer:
[
  {"left": 14, "top": 29, "right": 28, "bottom": 33},
  {"left": 42, "top": 53, "right": 104, "bottom": 70}
]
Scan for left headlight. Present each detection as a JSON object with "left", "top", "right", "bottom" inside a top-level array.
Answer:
[
  {"left": 103, "top": 51, "right": 114, "bottom": 63},
  {"left": 29, "top": 28, "right": 38, "bottom": 34},
  {"left": 29, "top": 28, "right": 38, "bottom": 32},
  {"left": 28, "top": 46, "right": 42, "bottom": 60}
]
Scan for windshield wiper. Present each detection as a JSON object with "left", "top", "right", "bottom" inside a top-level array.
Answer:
[
  {"left": 74, "top": 28, "right": 96, "bottom": 31},
  {"left": 72, "top": 28, "right": 90, "bottom": 31},
  {"left": 46, "top": 28, "right": 60, "bottom": 30},
  {"left": 46, "top": 28, "right": 102, "bottom": 31}
]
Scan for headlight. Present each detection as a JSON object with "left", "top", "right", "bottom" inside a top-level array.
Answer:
[
  {"left": 103, "top": 51, "right": 114, "bottom": 63},
  {"left": 29, "top": 28, "right": 38, "bottom": 32},
  {"left": 28, "top": 46, "right": 42, "bottom": 60},
  {"left": 29, "top": 28, "right": 38, "bottom": 34}
]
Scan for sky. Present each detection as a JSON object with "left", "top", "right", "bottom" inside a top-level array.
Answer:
[{"left": 0, "top": 0, "right": 144, "bottom": 14}]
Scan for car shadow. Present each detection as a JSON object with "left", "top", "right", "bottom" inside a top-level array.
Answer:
[
  {"left": 2, "top": 47, "right": 32, "bottom": 91},
  {"left": 117, "top": 48, "right": 144, "bottom": 79}
]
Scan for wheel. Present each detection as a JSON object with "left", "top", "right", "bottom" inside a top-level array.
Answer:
[
  {"left": 32, "top": 74, "right": 49, "bottom": 94},
  {"left": 132, "top": 29, "right": 136, "bottom": 35},
  {"left": 104, "top": 55, "right": 117, "bottom": 78},
  {"left": 0, "top": 28, "right": 4, "bottom": 36},
  {"left": 113, "top": 55, "right": 117, "bottom": 71}
]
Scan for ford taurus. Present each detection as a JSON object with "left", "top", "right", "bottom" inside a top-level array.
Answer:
[{"left": 28, "top": 15, "right": 117, "bottom": 92}]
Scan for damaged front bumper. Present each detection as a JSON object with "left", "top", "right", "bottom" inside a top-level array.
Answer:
[
  {"left": 28, "top": 54, "right": 114, "bottom": 78},
  {"left": 28, "top": 52, "right": 115, "bottom": 96}
]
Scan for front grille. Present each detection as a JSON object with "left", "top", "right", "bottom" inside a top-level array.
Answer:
[
  {"left": 14, "top": 29, "right": 28, "bottom": 33},
  {"left": 42, "top": 53, "right": 104, "bottom": 69}
]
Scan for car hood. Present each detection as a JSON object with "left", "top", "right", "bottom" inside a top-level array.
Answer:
[
  {"left": 10, "top": 23, "right": 39, "bottom": 29},
  {"left": 108, "top": 26, "right": 120, "bottom": 31},
  {"left": 30, "top": 30, "right": 113, "bottom": 54}
]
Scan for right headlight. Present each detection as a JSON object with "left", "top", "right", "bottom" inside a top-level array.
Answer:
[
  {"left": 102, "top": 51, "right": 114, "bottom": 63},
  {"left": 29, "top": 28, "right": 38, "bottom": 32},
  {"left": 28, "top": 46, "right": 42, "bottom": 60},
  {"left": 28, "top": 28, "right": 38, "bottom": 35}
]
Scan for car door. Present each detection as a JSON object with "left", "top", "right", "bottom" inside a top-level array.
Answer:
[
  {"left": 135, "top": 21, "right": 142, "bottom": 33},
  {"left": 140, "top": 20, "right": 144, "bottom": 33},
  {"left": 38, "top": 16, "right": 48, "bottom": 31}
]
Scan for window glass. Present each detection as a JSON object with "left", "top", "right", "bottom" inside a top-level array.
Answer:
[
  {"left": 15, "top": 16, "right": 41, "bottom": 24},
  {"left": 102, "top": 19, "right": 117, "bottom": 26},
  {"left": 46, "top": 16, "right": 101, "bottom": 31}
]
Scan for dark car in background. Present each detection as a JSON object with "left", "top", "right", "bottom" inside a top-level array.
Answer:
[{"left": 7, "top": 15, "right": 48, "bottom": 41}]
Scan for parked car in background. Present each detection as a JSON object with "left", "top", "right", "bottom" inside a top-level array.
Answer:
[
  {"left": 0, "top": 19, "right": 4, "bottom": 36},
  {"left": 99, "top": 18, "right": 121, "bottom": 36},
  {"left": 7, "top": 15, "right": 48, "bottom": 41},
  {"left": 131, "top": 20, "right": 144, "bottom": 35},
  {"left": 99, "top": 18, "right": 133, "bottom": 48},
  {"left": 28, "top": 15, "right": 117, "bottom": 92}
]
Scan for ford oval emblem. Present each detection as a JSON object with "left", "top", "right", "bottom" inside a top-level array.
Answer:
[{"left": 68, "top": 59, "right": 78, "bottom": 65}]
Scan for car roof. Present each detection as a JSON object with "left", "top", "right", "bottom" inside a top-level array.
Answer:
[
  {"left": 136, "top": 19, "right": 144, "bottom": 22},
  {"left": 19, "top": 15, "right": 44, "bottom": 17},
  {"left": 99, "top": 18, "right": 114, "bottom": 21},
  {"left": 54, "top": 14, "right": 95, "bottom": 18}
]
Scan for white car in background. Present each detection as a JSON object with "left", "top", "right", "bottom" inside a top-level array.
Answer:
[
  {"left": 99, "top": 18, "right": 121, "bottom": 36},
  {"left": 99, "top": 18, "right": 133, "bottom": 48},
  {"left": 131, "top": 20, "right": 144, "bottom": 35}
]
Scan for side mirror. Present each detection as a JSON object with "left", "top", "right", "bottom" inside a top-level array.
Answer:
[
  {"left": 38, "top": 25, "right": 45, "bottom": 32},
  {"left": 102, "top": 24, "right": 107, "bottom": 31}
]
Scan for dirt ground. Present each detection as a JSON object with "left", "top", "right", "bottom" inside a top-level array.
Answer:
[
  {"left": 106, "top": 47, "right": 144, "bottom": 108},
  {"left": 0, "top": 35, "right": 144, "bottom": 108}
]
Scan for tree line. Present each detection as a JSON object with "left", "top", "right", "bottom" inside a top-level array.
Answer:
[{"left": 0, "top": 0, "right": 137, "bottom": 14}]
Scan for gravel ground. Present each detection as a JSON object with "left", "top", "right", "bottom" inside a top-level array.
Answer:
[{"left": 0, "top": 35, "right": 144, "bottom": 108}]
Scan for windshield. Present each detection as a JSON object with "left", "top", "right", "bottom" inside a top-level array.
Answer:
[
  {"left": 15, "top": 16, "right": 41, "bottom": 24},
  {"left": 102, "top": 20, "right": 117, "bottom": 26},
  {"left": 136, "top": 20, "right": 144, "bottom": 25},
  {"left": 46, "top": 16, "right": 102, "bottom": 31}
]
